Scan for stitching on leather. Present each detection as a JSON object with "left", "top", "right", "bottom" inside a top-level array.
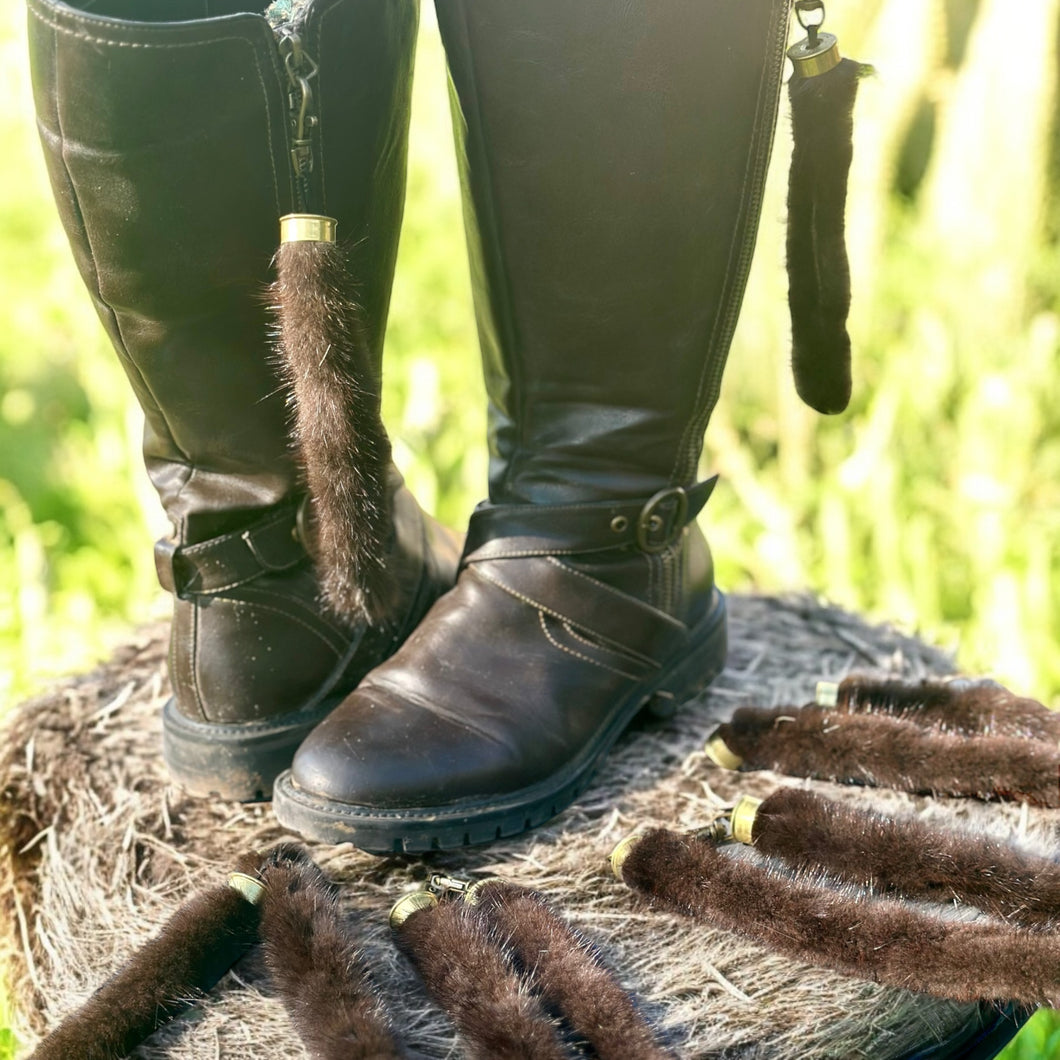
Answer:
[
  {"left": 544, "top": 556, "right": 684, "bottom": 628},
  {"left": 473, "top": 565, "right": 661, "bottom": 661},
  {"left": 561, "top": 621, "right": 657, "bottom": 670},
  {"left": 537, "top": 612, "right": 638, "bottom": 681}
]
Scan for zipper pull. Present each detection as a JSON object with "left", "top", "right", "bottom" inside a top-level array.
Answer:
[{"left": 278, "top": 31, "right": 319, "bottom": 210}]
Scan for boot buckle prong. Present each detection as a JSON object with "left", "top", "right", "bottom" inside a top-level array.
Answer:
[{"left": 636, "top": 487, "right": 689, "bottom": 553}]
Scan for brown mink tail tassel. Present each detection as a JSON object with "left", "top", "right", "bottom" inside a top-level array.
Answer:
[
  {"left": 618, "top": 828, "right": 1060, "bottom": 1007},
  {"left": 272, "top": 215, "right": 393, "bottom": 624},
  {"left": 786, "top": 12, "right": 871, "bottom": 414},
  {"left": 390, "top": 895, "right": 570, "bottom": 1060},
  {"left": 709, "top": 704, "right": 1060, "bottom": 807},
  {"left": 470, "top": 880, "right": 675, "bottom": 1060},
  {"left": 817, "top": 674, "right": 1059, "bottom": 742},
  {"left": 29, "top": 853, "right": 265, "bottom": 1060},
  {"left": 739, "top": 787, "right": 1060, "bottom": 928}
]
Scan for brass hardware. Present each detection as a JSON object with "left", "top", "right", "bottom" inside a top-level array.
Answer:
[
  {"left": 389, "top": 890, "right": 439, "bottom": 930},
  {"left": 227, "top": 872, "right": 266, "bottom": 905},
  {"left": 636, "top": 486, "right": 689, "bottom": 553},
  {"left": 280, "top": 213, "right": 337, "bottom": 244},
  {"left": 463, "top": 877, "right": 507, "bottom": 906},
  {"left": 789, "top": 1, "right": 841, "bottom": 78},
  {"left": 815, "top": 680, "right": 840, "bottom": 707},
  {"left": 730, "top": 795, "right": 763, "bottom": 845},
  {"left": 704, "top": 731, "right": 743, "bottom": 770},
  {"left": 609, "top": 834, "right": 642, "bottom": 882},
  {"left": 610, "top": 515, "right": 629, "bottom": 533}
]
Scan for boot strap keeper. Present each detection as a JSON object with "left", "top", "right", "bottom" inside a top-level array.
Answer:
[
  {"left": 463, "top": 476, "right": 717, "bottom": 559},
  {"left": 154, "top": 500, "right": 308, "bottom": 597}
]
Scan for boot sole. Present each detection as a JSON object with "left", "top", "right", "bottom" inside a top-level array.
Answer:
[
  {"left": 272, "top": 592, "right": 727, "bottom": 853},
  {"left": 162, "top": 696, "right": 341, "bottom": 802}
]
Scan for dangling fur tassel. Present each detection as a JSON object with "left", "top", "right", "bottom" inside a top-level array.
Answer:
[
  {"left": 30, "top": 852, "right": 264, "bottom": 1060},
  {"left": 271, "top": 219, "right": 393, "bottom": 624},
  {"left": 392, "top": 897, "right": 570, "bottom": 1060},
  {"left": 258, "top": 844, "right": 406, "bottom": 1060},
  {"left": 787, "top": 58, "right": 869, "bottom": 414},
  {"left": 470, "top": 881, "right": 675, "bottom": 1060},
  {"left": 620, "top": 828, "right": 1060, "bottom": 1006},
  {"left": 745, "top": 787, "right": 1060, "bottom": 927},
  {"left": 711, "top": 705, "right": 1060, "bottom": 806},
  {"left": 819, "top": 675, "right": 1058, "bottom": 741}
]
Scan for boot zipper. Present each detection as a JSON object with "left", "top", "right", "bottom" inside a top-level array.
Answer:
[
  {"left": 674, "top": 0, "right": 792, "bottom": 486},
  {"left": 270, "top": 14, "right": 321, "bottom": 214}
]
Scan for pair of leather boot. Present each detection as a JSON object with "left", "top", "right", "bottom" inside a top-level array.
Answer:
[{"left": 30, "top": 0, "right": 789, "bottom": 853}]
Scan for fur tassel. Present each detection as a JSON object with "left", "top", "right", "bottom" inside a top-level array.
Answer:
[
  {"left": 393, "top": 898, "right": 570, "bottom": 1060},
  {"left": 472, "top": 881, "right": 674, "bottom": 1060},
  {"left": 622, "top": 828, "right": 1060, "bottom": 1006},
  {"left": 258, "top": 845, "right": 406, "bottom": 1060},
  {"left": 787, "top": 58, "right": 868, "bottom": 414},
  {"left": 751, "top": 787, "right": 1060, "bottom": 927},
  {"left": 271, "top": 237, "right": 393, "bottom": 623},
  {"left": 30, "top": 851, "right": 263, "bottom": 1060},
  {"left": 717, "top": 705, "right": 1060, "bottom": 806},
  {"left": 826, "top": 675, "right": 1058, "bottom": 741}
]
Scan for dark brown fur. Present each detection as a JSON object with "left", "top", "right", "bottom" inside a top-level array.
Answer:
[
  {"left": 719, "top": 705, "right": 1060, "bottom": 806},
  {"left": 787, "top": 58, "right": 868, "bottom": 414},
  {"left": 834, "top": 675, "right": 1058, "bottom": 741},
  {"left": 754, "top": 787, "right": 1060, "bottom": 926},
  {"left": 394, "top": 899, "right": 570, "bottom": 1060},
  {"left": 623, "top": 828, "right": 1060, "bottom": 1006},
  {"left": 258, "top": 846, "right": 404, "bottom": 1060},
  {"left": 30, "top": 850, "right": 263, "bottom": 1060},
  {"left": 271, "top": 240, "right": 393, "bottom": 623},
  {"left": 473, "top": 881, "right": 674, "bottom": 1060}
]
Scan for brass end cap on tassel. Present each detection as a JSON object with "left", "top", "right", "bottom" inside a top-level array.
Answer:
[
  {"left": 788, "top": 33, "right": 841, "bottom": 79},
  {"left": 227, "top": 872, "right": 266, "bottom": 905},
  {"left": 609, "top": 834, "right": 642, "bottom": 882},
  {"left": 280, "top": 213, "right": 338, "bottom": 244},
  {"left": 463, "top": 877, "right": 507, "bottom": 907},
  {"left": 704, "top": 732, "right": 743, "bottom": 771},
  {"left": 388, "top": 891, "right": 438, "bottom": 930},
  {"left": 816, "top": 681, "right": 840, "bottom": 707},
  {"left": 730, "top": 796, "right": 763, "bottom": 846}
]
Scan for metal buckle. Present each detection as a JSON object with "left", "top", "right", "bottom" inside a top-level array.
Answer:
[{"left": 635, "top": 487, "right": 689, "bottom": 553}]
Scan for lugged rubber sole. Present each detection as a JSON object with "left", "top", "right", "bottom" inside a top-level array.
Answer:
[
  {"left": 272, "top": 593, "right": 727, "bottom": 853},
  {"left": 162, "top": 696, "right": 341, "bottom": 802}
]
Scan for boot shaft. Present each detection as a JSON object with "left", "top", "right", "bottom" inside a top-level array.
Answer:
[{"left": 436, "top": 0, "right": 790, "bottom": 507}]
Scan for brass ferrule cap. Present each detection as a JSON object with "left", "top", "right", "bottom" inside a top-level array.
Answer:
[
  {"left": 788, "top": 33, "right": 841, "bottom": 78},
  {"left": 609, "top": 834, "right": 642, "bottom": 882},
  {"left": 730, "top": 796, "right": 763, "bottom": 845},
  {"left": 816, "top": 681, "right": 840, "bottom": 707},
  {"left": 280, "top": 213, "right": 338, "bottom": 244},
  {"left": 388, "top": 891, "right": 438, "bottom": 930},
  {"left": 704, "top": 733, "right": 743, "bottom": 771},
  {"left": 463, "top": 877, "right": 506, "bottom": 907},
  {"left": 227, "top": 872, "right": 266, "bottom": 905}
]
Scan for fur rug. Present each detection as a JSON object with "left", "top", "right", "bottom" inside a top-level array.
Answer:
[{"left": 1, "top": 593, "right": 1052, "bottom": 1058}]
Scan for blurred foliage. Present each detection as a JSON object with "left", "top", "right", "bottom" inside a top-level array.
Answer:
[{"left": 0, "top": 0, "right": 1058, "bottom": 1052}]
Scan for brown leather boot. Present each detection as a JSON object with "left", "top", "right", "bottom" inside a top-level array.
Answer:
[
  {"left": 28, "top": 0, "right": 459, "bottom": 800},
  {"left": 273, "top": 0, "right": 790, "bottom": 850}
]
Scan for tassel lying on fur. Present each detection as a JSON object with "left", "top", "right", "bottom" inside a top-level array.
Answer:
[
  {"left": 471, "top": 881, "right": 674, "bottom": 1060},
  {"left": 621, "top": 827, "right": 1060, "bottom": 1006},
  {"left": 747, "top": 787, "right": 1060, "bottom": 927},
  {"left": 259, "top": 844, "right": 406, "bottom": 1060},
  {"left": 271, "top": 226, "right": 393, "bottom": 624},
  {"left": 819, "top": 675, "right": 1058, "bottom": 741},
  {"left": 392, "top": 897, "right": 570, "bottom": 1060},
  {"left": 787, "top": 58, "right": 869, "bottom": 414},
  {"left": 714, "top": 704, "right": 1060, "bottom": 806},
  {"left": 30, "top": 851, "right": 264, "bottom": 1060}
]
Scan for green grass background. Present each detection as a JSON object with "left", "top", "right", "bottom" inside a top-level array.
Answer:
[{"left": 1, "top": 0, "right": 1058, "bottom": 1054}]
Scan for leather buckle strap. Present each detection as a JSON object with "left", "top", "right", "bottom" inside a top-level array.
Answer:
[
  {"left": 154, "top": 499, "right": 309, "bottom": 597},
  {"left": 463, "top": 476, "right": 718, "bottom": 559}
]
